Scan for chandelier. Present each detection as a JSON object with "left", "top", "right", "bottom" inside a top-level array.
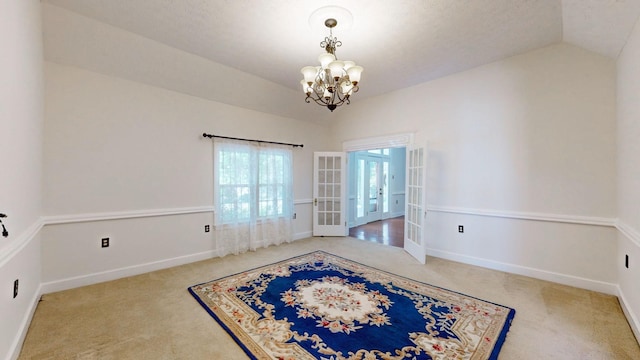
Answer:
[{"left": 300, "top": 18, "right": 363, "bottom": 112}]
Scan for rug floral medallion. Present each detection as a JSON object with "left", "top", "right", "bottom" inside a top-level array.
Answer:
[{"left": 189, "top": 251, "right": 515, "bottom": 360}]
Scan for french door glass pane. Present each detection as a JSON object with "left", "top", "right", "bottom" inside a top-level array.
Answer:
[
  {"left": 406, "top": 147, "right": 423, "bottom": 246},
  {"left": 316, "top": 155, "right": 343, "bottom": 231}
]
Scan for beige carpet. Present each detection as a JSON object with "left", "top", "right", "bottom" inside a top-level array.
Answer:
[{"left": 18, "top": 237, "right": 640, "bottom": 359}]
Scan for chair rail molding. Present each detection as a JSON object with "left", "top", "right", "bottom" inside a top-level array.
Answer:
[
  {"left": 426, "top": 205, "right": 616, "bottom": 227},
  {"left": 0, "top": 219, "right": 44, "bottom": 268},
  {"left": 616, "top": 220, "right": 640, "bottom": 247},
  {"left": 42, "top": 206, "right": 216, "bottom": 225}
]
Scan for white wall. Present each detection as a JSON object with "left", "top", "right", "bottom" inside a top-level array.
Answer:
[
  {"left": 616, "top": 14, "right": 640, "bottom": 342},
  {"left": 0, "top": 1, "right": 44, "bottom": 359},
  {"left": 42, "top": 62, "right": 328, "bottom": 291},
  {"left": 42, "top": 3, "right": 330, "bottom": 123},
  {"left": 39, "top": 4, "right": 329, "bottom": 292},
  {"left": 0, "top": 1, "right": 43, "bottom": 249},
  {"left": 330, "top": 43, "right": 618, "bottom": 292},
  {"left": 390, "top": 147, "right": 406, "bottom": 217}
]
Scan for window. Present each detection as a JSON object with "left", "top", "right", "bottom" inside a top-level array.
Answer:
[
  {"left": 218, "top": 148, "right": 251, "bottom": 223},
  {"left": 213, "top": 139, "right": 294, "bottom": 256},
  {"left": 214, "top": 140, "right": 293, "bottom": 224}
]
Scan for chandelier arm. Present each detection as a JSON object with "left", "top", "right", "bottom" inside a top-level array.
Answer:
[
  {"left": 308, "top": 79, "right": 330, "bottom": 106},
  {"left": 306, "top": 94, "right": 350, "bottom": 109},
  {"left": 306, "top": 84, "right": 351, "bottom": 108},
  {"left": 307, "top": 95, "right": 330, "bottom": 106},
  {"left": 311, "top": 83, "right": 328, "bottom": 103},
  {"left": 332, "top": 90, "right": 350, "bottom": 106}
]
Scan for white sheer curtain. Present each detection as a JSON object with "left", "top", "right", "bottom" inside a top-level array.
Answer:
[{"left": 213, "top": 138, "right": 293, "bottom": 256}]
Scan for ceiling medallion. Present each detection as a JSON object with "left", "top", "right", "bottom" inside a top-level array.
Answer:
[{"left": 300, "top": 18, "right": 363, "bottom": 112}]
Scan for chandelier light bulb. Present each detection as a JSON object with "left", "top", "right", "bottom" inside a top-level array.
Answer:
[
  {"left": 343, "top": 60, "right": 355, "bottom": 70},
  {"left": 328, "top": 60, "right": 345, "bottom": 79},
  {"left": 301, "top": 66, "right": 317, "bottom": 84},
  {"left": 340, "top": 82, "right": 354, "bottom": 95},
  {"left": 347, "top": 65, "right": 363, "bottom": 85},
  {"left": 300, "top": 80, "right": 311, "bottom": 94},
  {"left": 318, "top": 53, "right": 336, "bottom": 69}
]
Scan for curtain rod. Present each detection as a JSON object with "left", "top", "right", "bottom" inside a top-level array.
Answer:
[{"left": 202, "top": 133, "right": 303, "bottom": 148}]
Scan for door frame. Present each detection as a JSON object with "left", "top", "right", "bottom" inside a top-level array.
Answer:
[
  {"left": 343, "top": 133, "right": 417, "bottom": 227},
  {"left": 344, "top": 134, "right": 415, "bottom": 220}
]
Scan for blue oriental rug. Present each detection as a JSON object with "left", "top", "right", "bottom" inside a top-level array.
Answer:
[{"left": 189, "top": 251, "right": 515, "bottom": 360}]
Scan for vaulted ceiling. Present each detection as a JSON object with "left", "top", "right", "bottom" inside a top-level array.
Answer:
[{"left": 43, "top": 0, "right": 640, "bottom": 116}]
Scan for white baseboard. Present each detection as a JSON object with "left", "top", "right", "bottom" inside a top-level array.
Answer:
[
  {"left": 617, "top": 285, "right": 640, "bottom": 344},
  {"left": 8, "top": 284, "right": 42, "bottom": 360},
  {"left": 426, "top": 247, "right": 618, "bottom": 295},
  {"left": 40, "top": 249, "right": 220, "bottom": 294},
  {"left": 39, "top": 230, "right": 316, "bottom": 294},
  {"left": 294, "top": 231, "right": 312, "bottom": 241}
]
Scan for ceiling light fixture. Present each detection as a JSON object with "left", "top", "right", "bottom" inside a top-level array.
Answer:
[{"left": 300, "top": 18, "right": 363, "bottom": 112}]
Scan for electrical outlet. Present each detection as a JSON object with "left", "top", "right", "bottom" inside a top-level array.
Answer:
[
  {"left": 101, "top": 237, "right": 109, "bottom": 248},
  {"left": 458, "top": 225, "right": 464, "bottom": 233},
  {"left": 626, "top": 254, "right": 629, "bottom": 269},
  {"left": 13, "top": 279, "right": 18, "bottom": 298},
  {"left": 205, "top": 225, "right": 210, "bottom": 233}
]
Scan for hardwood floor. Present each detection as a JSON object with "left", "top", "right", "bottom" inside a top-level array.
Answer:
[{"left": 349, "top": 216, "right": 404, "bottom": 248}]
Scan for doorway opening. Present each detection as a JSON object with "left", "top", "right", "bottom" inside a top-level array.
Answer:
[{"left": 347, "top": 147, "right": 406, "bottom": 247}]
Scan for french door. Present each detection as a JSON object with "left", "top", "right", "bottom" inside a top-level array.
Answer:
[
  {"left": 404, "top": 145, "right": 427, "bottom": 264},
  {"left": 313, "top": 152, "right": 347, "bottom": 236}
]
